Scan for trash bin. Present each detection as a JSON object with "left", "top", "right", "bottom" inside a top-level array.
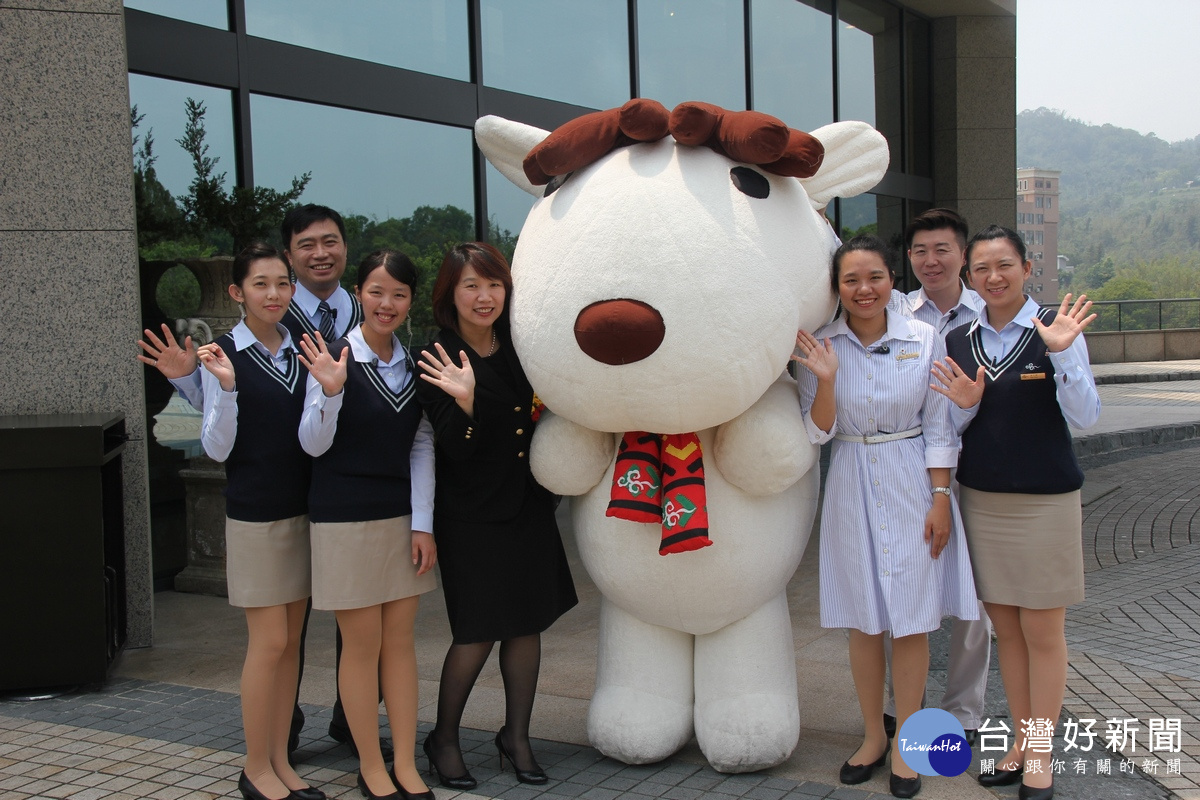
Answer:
[{"left": 0, "top": 413, "right": 128, "bottom": 691}]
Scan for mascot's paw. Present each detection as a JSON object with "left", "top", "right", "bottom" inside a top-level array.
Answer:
[
  {"left": 694, "top": 693, "right": 799, "bottom": 773},
  {"left": 530, "top": 411, "right": 617, "bottom": 496},
  {"left": 588, "top": 685, "right": 694, "bottom": 765},
  {"left": 713, "top": 378, "right": 815, "bottom": 495}
]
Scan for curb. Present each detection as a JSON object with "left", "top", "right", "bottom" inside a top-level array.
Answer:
[
  {"left": 1093, "top": 370, "right": 1200, "bottom": 385},
  {"left": 1073, "top": 422, "right": 1200, "bottom": 458}
]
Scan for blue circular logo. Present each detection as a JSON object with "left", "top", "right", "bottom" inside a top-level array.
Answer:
[{"left": 896, "top": 708, "right": 972, "bottom": 777}]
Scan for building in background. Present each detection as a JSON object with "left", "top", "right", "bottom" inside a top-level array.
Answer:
[
  {"left": 1, "top": 0, "right": 1017, "bottom": 646},
  {"left": 1017, "top": 167, "right": 1061, "bottom": 303}
]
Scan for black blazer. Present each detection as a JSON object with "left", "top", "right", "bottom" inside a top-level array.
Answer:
[{"left": 415, "top": 325, "right": 552, "bottom": 523}]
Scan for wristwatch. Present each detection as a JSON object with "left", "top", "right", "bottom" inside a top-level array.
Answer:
[{"left": 931, "top": 486, "right": 952, "bottom": 497}]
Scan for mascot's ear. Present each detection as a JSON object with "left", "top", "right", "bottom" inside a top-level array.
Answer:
[
  {"left": 799, "top": 121, "right": 890, "bottom": 211},
  {"left": 475, "top": 115, "right": 550, "bottom": 197}
]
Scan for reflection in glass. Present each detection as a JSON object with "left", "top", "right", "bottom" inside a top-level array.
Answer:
[
  {"left": 838, "top": 0, "right": 901, "bottom": 168},
  {"left": 486, "top": 162, "right": 535, "bottom": 256},
  {"left": 751, "top": 0, "right": 833, "bottom": 133},
  {"left": 638, "top": 0, "right": 745, "bottom": 111},
  {"left": 481, "top": 0, "right": 629, "bottom": 109},
  {"left": 249, "top": 95, "right": 474, "bottom": 226},
  {"left": 244, "top": 0, "right": 469, "bottom": 81},
  {"left": 905, "top": 13, "right": 932, "bottom": 177},
  {"left": 125, "top": 0, "right": 229, "bottom": 30},
  {"left": 128, "top": 74, "right": 236, "bottom": 200},
  {"left": 836, "top": 193, "right": 877, "bottom": 241}
]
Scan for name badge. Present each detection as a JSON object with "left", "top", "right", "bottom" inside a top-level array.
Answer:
[
  {"left": 1020, "top": 372, "right": 1047, "bottom": 380},
  {"left": 895, "top": 351, "right": 920, "bottom": 361}
]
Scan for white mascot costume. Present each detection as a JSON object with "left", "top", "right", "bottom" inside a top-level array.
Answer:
[{"left": 475, "top": 99, "right": 888, "bottom": 773}]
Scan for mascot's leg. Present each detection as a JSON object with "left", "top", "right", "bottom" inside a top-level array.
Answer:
[
  {"left": 588, "top": 598, "right": 694, "bottom": 764},
  {"left": 694, "top": 591, "right": 799, "bottom": 773}
]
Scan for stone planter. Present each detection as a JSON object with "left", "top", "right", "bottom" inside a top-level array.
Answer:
[{"left": 172, "top": 455, "right": 229, "bottom": 597}]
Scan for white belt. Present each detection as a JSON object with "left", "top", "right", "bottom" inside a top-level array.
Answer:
[{"left": 834, "top": 427, "right": 922, "bottom": 445}]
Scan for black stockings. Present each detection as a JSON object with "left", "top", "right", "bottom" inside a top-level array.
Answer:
[{"left": 427, "top": 634, "right": 542, "bottom": 776}]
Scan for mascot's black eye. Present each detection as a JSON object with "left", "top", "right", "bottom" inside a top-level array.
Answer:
[
  {"left": 730, "top": 167, "right": 770, "bottom": 199},
  {"left": 544, "top": 172, "right": 572, "bottom": 197}
]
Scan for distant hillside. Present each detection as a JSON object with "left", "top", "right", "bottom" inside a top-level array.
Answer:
[{"left": 1017, "top": 108, "right": 1200, "bottom": 266}]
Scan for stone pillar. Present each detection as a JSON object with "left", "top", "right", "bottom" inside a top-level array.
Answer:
[
  {"left": 931, "top": 14, "right": 1018, "bottom": 228},
  {"left": 0, "top": 1, "right": 154, "bottom": 646}
]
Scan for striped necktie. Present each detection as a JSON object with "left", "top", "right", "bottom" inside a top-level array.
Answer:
[{"left": 317, "top": 301, "right": 337, "bottom": 341}]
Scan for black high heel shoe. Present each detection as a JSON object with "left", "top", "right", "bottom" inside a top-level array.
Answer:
[
  {"left": 839, "top": 747, "right": 888, "bottom": 785},
  {"left": 494, "top": 727, "right": 548, "bottom": 785},
  {"left": 289, "top": 787, "right": 327, "bottom": 800},
  {"left": 1018, "top": 782, "right": 1053, "bottom": 800},
  {"left": 422, "top": 735, "right": 477, "bottom": 790},
  {"left": 889, "top": 772, "right": 922, "bottom": 798},
  {"left": 978, "top": 762, "right": 1024, "bottom": 786},
  {"left": 356, "top": 771, "right": 400, "bottom": 800},
  {"left": 238, "top": 771, "right": 289, "bottom": 800}
]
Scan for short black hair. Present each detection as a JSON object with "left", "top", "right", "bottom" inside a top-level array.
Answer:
[
  {"left": 232, "top": 242, "right": 288, "bottom": 286},
  {"left": 904, "top": 207, "right": 969, "bottom": 250},
  {"left": 280, "top": 204, "right": 347, "bottom": 249},
  {"left": 966, "top": 224, "right": 1027, "bottom": 264},
  {"left": 357, "top": 249, "right": 418, "bottom": 295}
]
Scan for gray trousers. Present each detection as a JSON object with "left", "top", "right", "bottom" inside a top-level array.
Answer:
[{"left": 884, "top": 601, "right": 991, "bottom": 729}]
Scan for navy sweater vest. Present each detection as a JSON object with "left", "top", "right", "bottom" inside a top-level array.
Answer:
[
  {"left": 946, "top": 309, "right": 1084, "bottom": 494},
  {"left": 220, "top": 333, "right": 311, "bottom": 522},
  {"left": 308, "top": 340, "right": 423, "bottom": 523}
]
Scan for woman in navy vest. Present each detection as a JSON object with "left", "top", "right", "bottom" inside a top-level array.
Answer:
[
  {"left": 932, "top": 225, "right": 1099, "bottom": 800},
  {"left": 298, "top": 250, "right": 437, "bottom": 800},
  {"left": 415, "top": 243, "right": 577, "bottom": 790},
  {"left": 196, "top": 243, "right": 325, "bottom": 800}
]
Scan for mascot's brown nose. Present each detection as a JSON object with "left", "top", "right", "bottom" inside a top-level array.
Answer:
[{"left": 574, "top": 299, "right": 665, "bottom": 365}]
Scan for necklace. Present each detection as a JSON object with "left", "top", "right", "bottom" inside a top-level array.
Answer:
[{"left": 486, "top": 328, "right": 497, "bottom": 356}]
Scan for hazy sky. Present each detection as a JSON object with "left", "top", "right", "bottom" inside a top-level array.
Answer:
[{"left": 1017, "top": 0, "right": 1200, "bottom": 143}]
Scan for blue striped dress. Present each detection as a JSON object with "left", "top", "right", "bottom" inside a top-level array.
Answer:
[{"left": 798, "top": 312, "right": 979, "bottom": 637}]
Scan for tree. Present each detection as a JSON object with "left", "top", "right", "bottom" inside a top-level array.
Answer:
[{"left": 176, "top": 98, "right": 311, "bottom": 253}]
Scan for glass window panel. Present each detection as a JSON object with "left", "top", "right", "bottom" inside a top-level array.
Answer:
[
  {"left": 837, "top": 0, "right": 901, "bottom": 169},
  {"left": 128, "top": 74, "right": 236, "bottom": 201},
  {"left": 904, "top": 13, "right": 932, "bottom": 177},
  {"left": 244, "top": 0, "right": 469, "bottom": 81},
  {"left": 124, "top": 0, "right": 229, "bottom": 30},
  {"left": 638, "top": 0, "right": 745, "bottom": 112},
  {"left": 481, "top": 0, "right": 629, "bottom": 109},
  {"left": 249, "top": 95, "right": 474, "bottom": 230},
  {"left": 485, "top": 162, "right": 535, "bottom": 260},
  {"left": 750, "top": 0, "right": 833, "bottom": 133},
  {"left": 835, "top": 193, "right": 877, "bottom": 241}
]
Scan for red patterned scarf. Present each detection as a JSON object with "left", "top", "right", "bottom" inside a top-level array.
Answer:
[{"left": 607, "top": 432, "right": 712, "bottom": 555}]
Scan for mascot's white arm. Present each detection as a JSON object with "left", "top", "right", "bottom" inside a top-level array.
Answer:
[
  {"left": 712, "top": 375, "right": 816, "bottom": 496},
  {"left": 530, "top": 411, "right": 618, "bottom": 496}
]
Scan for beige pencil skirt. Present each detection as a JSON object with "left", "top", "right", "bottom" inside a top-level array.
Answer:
[
  {"left": 959, "top": 486, "right": 1084, "bottom": 609},
  {"left": 310, "top": 515, "right": 436, "bottom": 610},
  {"left": 225, "top": 515, "right": 312, "bottom": 608}
]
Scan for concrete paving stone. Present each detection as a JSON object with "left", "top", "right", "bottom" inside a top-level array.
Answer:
[
  {"left": 826, "top": 787, "right": 873, "bottom": 800},
  {"left": 678, "top": 772, "right": 724, "bottom": 790},
  {"left": 660, "top": 786, "right": 707, "bottom": 800},
  {"left": 597, "top": 775, "right": 642, "bottom": 791},
  {"left": 741, "top": 785, "right": 788, "bottom": 800},
  {"left": 69, "top": 787, "right": 115, "bottom": 800}
]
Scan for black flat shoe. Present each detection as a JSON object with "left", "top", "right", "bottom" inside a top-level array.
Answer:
[
  {"left": 238, "top": 771, "right": 289, "bottom": 800},
  {"left": 839, "top": 748, "right": 888, "bottom": 784},
  {"left": 889, "top": 772, "right": 921, "bottom": 798},
  {"left": 288, "top": 787, "right": 326, "bottom": 800},
  {"left": 978, "top": 763, "right": 1024, "bottom": 786},
  {"left": 330, "top": 721, "right": 394, "bottom": 762},
  {"left": 356, "top": 772, "right": 400, "bottom": 800},
  {"left": 422, "top": 735, "right": 477, "bottom": 790},
  {"left": 1018, "top": 783, "right": 1053, "bottom": 800},
  {"left": 495, "top": 727, "right": 548, "bottom": 785}
]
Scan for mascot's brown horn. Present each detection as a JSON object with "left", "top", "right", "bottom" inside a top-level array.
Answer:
[
  {"left": 522, "top": 98, "right": 824, "bottom": 185},
  {"left": 523, "top": 98, "right": 670, "bottom": 186}
]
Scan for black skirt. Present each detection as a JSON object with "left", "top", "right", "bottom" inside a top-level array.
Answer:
[{"left": 435, "top": 489, "right": 578, "bottom": 644}]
